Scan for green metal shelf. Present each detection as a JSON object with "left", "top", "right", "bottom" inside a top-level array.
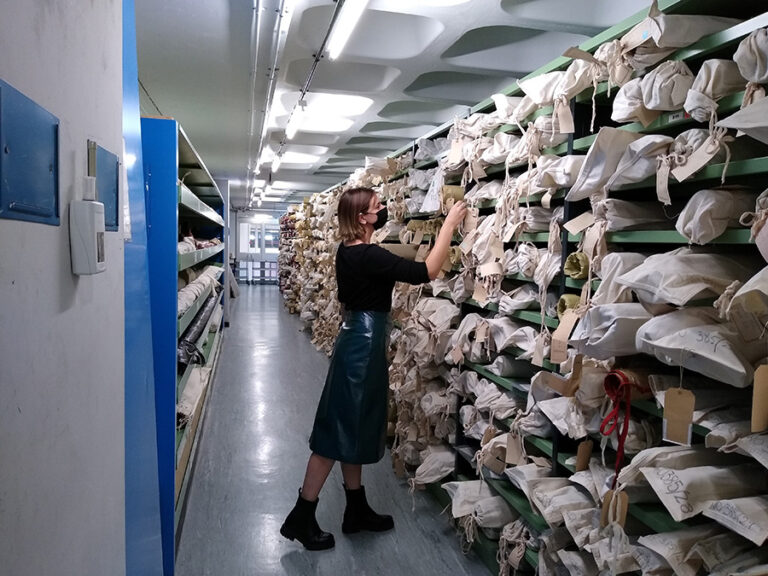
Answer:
[
  {"left": 564, "top": 277, "right": 601, "bottom": 290},
  {"left": 176, "top": 362, "right": 194, "bottom": 398},
  {"left": 487, "top": 479, "right": 549, "bottom": 533},
  {"left": 388, "top": 169, "right": 408, "bottom": 182},
  {"left": 672, "top": 11, "right": 768, "bottom": 61},
  {"left": 510, "top": 309, "right": 560, "bottom": 329},
  {"left": 178, "top": 244, "right": 225, "bottom": 271},
  {"left": 177, "top": 282, "right": 213, "bottom": 336},
  {"left": 415, "top": 158, "right": 439, "bottom": 170},
  {"left": 567, "top": 228, "right": 753, "bottom": 245},
  {"left": 201, "top": 320, "right": 223, "bottom": 365},
  {"left": 516, "top": 232, "right": 550, "bottom": 243},
  {"left": 506, "top": 273, "right": 537, "bottom": 284},
  {"left": 628, "top": 503, "right": 690, "bottom": 533},
  {"left": 179, "top": 185, "right": 225, "bottom": 226},
  {"left": 464, "top": 361, "right": 530, "bottom": 397}
]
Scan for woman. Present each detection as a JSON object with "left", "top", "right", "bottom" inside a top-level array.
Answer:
[{"left": 280, "top": 186, "right": 467, "bottom": 550}]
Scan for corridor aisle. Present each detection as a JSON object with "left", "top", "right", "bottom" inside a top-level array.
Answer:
[{"left": 176, "top": 285, "right": 489, "bottom": 576}]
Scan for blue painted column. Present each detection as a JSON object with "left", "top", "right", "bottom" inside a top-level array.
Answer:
[{"left": 123, "top": 1, "right": 164, "bottom": 574}]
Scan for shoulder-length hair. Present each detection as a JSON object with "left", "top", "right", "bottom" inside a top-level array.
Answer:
[{"left": 337, "top": 186, "right": 375, "bottom": 242}]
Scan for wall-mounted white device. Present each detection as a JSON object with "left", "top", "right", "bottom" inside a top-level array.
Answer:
[{"left": 70, "top": 141, "right": 107, "bottom": 275}]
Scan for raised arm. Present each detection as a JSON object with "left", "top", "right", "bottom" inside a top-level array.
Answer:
[{"left": 425, "top": 201, "right": 468, "bottom": 280}]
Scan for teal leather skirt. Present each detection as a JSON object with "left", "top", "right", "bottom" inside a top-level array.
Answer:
[{"left": 309, "top": 310, "right": 391, "bottom": 464}]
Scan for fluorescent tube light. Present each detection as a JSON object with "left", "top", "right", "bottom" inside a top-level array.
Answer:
[
  {"left": 271, "top": 154, "right": 282, "bottom": 172},
  {"left": 326, "top": 0, "right": 370, "bottom": 60},
  {"left": 285, "top": 106, "right": 304, "bottom": 140}
]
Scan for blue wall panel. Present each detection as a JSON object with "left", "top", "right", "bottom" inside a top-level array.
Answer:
[{"left": 123, "top": 1, "right": 164, "bottom": 574}]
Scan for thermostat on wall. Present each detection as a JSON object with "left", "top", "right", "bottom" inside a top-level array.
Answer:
[{"left": 70, "top": 199, "right": 106, "bottom": 275}]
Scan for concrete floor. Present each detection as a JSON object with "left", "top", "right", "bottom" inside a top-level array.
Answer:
[{"left": 176, "top": 285, "right": 489, "bottom": 576}]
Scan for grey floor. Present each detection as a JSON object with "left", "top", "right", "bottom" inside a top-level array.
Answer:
[{"left": 176, "top": 285, "right": 489, "bottom": 576}]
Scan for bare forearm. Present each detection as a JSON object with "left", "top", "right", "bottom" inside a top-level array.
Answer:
[{"left": 425, "top": 224, "right": 454, "bottom": 280}]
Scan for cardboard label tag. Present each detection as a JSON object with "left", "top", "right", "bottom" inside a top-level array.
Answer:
[
  {"left": 635, "top": 105, "right": 662, "bottom": 128},
  {"left": 415, "top": 244, "right": 430, "bottom": 262},
  {"left": 503, "top": 221, "right": 523, "bottom": 243},
  {"left": 478, "top": 262, "right": 503, "bottom": 277},
  {"left": 672, "top": 136, "right": 719, "bottom": 182},
  {"left": 463, "top": 207, "right": 479, "bottom": 233},
  {"left": 472, "top": 281, "right": 489, "bottom": 304},
  {"left": 490, "top": 236, "right": 505, "bottom": 260},
  {"left": 663, "top": 388, "right": 695, "bottom": 446},
  {"left": 539, "top": 371, "right": 576, "bottom": 396},
  {"left": 472, "top": 160, "right": 487, "bottom": 180},
  {"left": 755, "top": 221, "right": 768, "bottom": 264},
  {"left": 406, "top": 424, "right": 418, "bottom": 442},
  {"left": 413, "top": 229, "right": 425, "bottom": 246},
  {"left": 562, "top": 46, "right": 599, "bottom": 64},
  {"left": 541, "top": 190, "right": 554, "bottom": 210},
  {"left": 459, "top": 228, "right": 479, "bottom": 255},
  {"left": 576, "top": 439, "right": 594, "bottom": 472},
  {"left": 621, "top": 21, "right": 652, "bottom": 54},
  {"left": 506, "top": 432, "right": 525, "bottom": 465},
  {"left": 752, "top": 365, "right": 768, "bottom": 433},
  {"left": 481, "top": 424, "right": 498, "bottom": 447},
  {"left": 475, "top": 322, "right": 489, "bottom": 344},
  {"left": 656, "top": 160, "right": 672, "bottom": 205},
  {"left": 601, "top": 489, "right": 629, "bottom": 528},
  {"left": 532, "top": 332, "right": 546, "bottom": 367},
  {"left": 449, "top": 346, "right": 464, "bottom": 365},
  {"left": 563, "top": 212, "right": 596, "bottom": 236},
  {"left": 556, "top": 99, "right": 576, "bottom": 134},
  {"left": 447, "top": 139, "right": 464, "bottom": 165},
  {"left": 730, "top": 307, "right": 765, "bottom": 342},
  {"left": 550, "top": 309, "right": 581, "bottom": 364},
  {"left": 485, "top": 449, "right": 507, "bottom": 475}
]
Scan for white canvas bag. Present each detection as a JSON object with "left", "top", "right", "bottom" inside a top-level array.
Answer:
[
  {"left": 465, "top": 179, "right": 504, "bottom": 204},
  {"left": 640, "top": 60, "right": 695, "bottom": 111},
  {"left": 684, "top": 59, "right": 746, "bottom": 122},
  {"left": 635, "top": 307, "right": 764, "bottom": 387},
  {"left": 489, "top": 391, "right": 524, "bottom": 420},
  {"left": 441, "top": 480, "right": 494, "bottom": 519},
  {"left": 684, "top": 532, "right": 755, "bottom": 573},
  {"left": 606, "top": 134, "right": 674, "bottom": 190},
  {"left": 616, "top": 248, "right": 760, "bottom": 309},
  {"left": 570, "top": 303, "right": 652, "bottom": 359},
  {"left": 535, "top": 154, "right": 586, "bottom": 190},
  {"left": 415, "top": 136, "right": 449, "bottom": 161},
  {"left": 675, "top": 188, "right": 755, "bottom": 245},
  {"left": 594, "top": 198, "right": 673, "bottom": 231},
  {"left": 481, "top": 132, "right": 520, "bottom": 166},
  {"left": 641, "top": 463, "right": 767, "bottom": 521},
  {"left": 637, "top": 524, "right": 725, "bottom": 576},
  {"left": 528, "top": 478, "right": 595, "bottom": 526},
  {"left": 592, "top": 252, "right": 647, "bottom": 306},
  {"left": 518, "top": 71, "right": 565, "bottom": 107},
  {"left": 538, "top": 396, "right": 589, "bottom": 439},
  {"left": 566, "top": 127, "right": 643, "bottom": 201},
  {"left": 485, "top": 354, "right": 537, "bottom": 380},
  {"left": 491, "top": 94, "right": 526, "bottom": 123},
  {"left": 736, "top": 433, "right": 768, "bottom": 471},
  {"left": 410, "top": 446, "right": 455, "bottom": 489},
  {"left": 717, "top": 95, "right": 768, "bottom": 146},
  {"left": 510, "top": 95, "right": 538, "bottom": 126},
  {"left": 734, "top": 29, "right": 768, "bottom": 108},
  {"left": 703, "top": 496, "right": 768, "bottom": 546},
  {"left": 503, "top": 462, "right": 552, "bottom": 501},
  {"left": 725, "top": 265, "right": 768, "bottom": 324},
  {"left": 498, "top": 284, "right": 538, "bottom": 314},
  {"left": 612, "top": 77, "right": 651, "bottom": 124}
]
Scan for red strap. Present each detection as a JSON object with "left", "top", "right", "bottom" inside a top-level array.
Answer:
[{"left": 600, "top": 370, "right": 633, "bottom": 489}]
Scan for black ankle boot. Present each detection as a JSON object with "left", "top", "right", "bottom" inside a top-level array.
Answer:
[
  {"left": 280, "top": 490, "right": 335, "bottom": 550},
  {"left": 342, "top": 485, "right": 394, "bottom": 534}
]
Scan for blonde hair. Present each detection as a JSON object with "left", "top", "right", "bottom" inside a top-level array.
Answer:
[{"left": 337, "top": 187, "right": 375, "bottom": 242}]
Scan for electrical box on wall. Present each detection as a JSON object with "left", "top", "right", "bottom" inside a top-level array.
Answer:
[
  {"left": 0, "top": 78, "right": 60, "bottom": 225},
  {"left": 70, "top": 197, "right": 106, "bottom": 275}
]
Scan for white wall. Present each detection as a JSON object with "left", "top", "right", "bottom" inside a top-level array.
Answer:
[{"left": 0, "top": 2, "right": 126, "bottom": 575}]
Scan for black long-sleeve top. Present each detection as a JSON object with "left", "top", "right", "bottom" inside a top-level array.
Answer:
[{"left": 336, "top": 243, "right": 430, "bottom": 312}]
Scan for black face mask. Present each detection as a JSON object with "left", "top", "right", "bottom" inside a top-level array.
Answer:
[{"left": 372, "top": 206, "right": 388, "bottom": 230}]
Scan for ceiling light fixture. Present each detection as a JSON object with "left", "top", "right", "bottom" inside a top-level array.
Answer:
[
  {"left": 326, "top": 0, "right": 370, "bottom": 60},
  {"left": 271, "top": 154, "right": 282, "bottom": 173},
  {"left": 285, "top": 99, "right": 307, "bottom": 140}
]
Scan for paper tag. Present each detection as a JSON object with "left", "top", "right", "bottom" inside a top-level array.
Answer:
[
  {"left": 539, "top": 372, "right": 575, "bottom": 396},
  {"left": 576, "top": 440, "right": 594, "bottom": 472},
  {"left": 481, "top": 424, "right": 498, "bottom": 447},
  {"left": 730, "top": 307, "right": 765, "bottom": 342},
  {"left": 415, "top": 244, "right": 429, "bottom": 262},
  {"left": 449, "top": 346, "right": 464, "bottom": 365},
  {"left": 600, "top": 490, "right": 629, "bottom": 528},
  {"left": 407, "top": 424, "right": 418, "bottom": 442},
  {"left": 752, "top": 365, "right": 768, "bottom": 433},
  {"left": 478, "top": 262, "right": 503, "bottom": 277},
  {"left": 663, "top": 388, "right": 695, "bottom": 446},
  {"left": 485, "top": 450, "right": 507, "bottom": 475},
  {"left": 472, "top": 281, "right": 488, "bottom": 304},
  {"left": 472, "top": 160, "right": 487, "bottom": 180},
  {"left": 656, "top": 161, "right": 671, "bottom": 205},
  {"left": 532, "top": 333, "right": 545, "bottom": 367},
  {"left": 506, "top": 432, "right": 525, "bottom": 465},
  {"left": 459, "top": 228, "right": 478, "bottom": 255},
  {"left": 563, "top": 212, "right": 596, "bottom": 236},
  {"left": 541, "top": 190, "right": 554, "bottom": 210},
  {"left": 562, "top": 46, "right": 599, "bottom": 64},
  {"left": 490, "top": 236, "right": 505, "bottom": 260},
  {"left": 447, "top": 139, "right": 464, "bottom": 165},
  {"left": 672, "top": 136, "right": 719, "bottom": 182},
  {"left": 550, "top": 309, "right": 580, "bottom": 364},
  {"left": 556, "top": 99, "right": 576, "bottom": 134},
  {"left": 475, "top": 322, "right": 489, "bottom": 344},
  {"left": 635, "top": 105, "right": 662, "bottom": 128},
  {"left": 463, "top": 207, "right": 479, "bottom": 233},
  {"left": 413, "top": 229, "right": 425, "bottom": 246},
  {"left": 503, "top": 221, "right": 522, "bottom": 243},
  {"left": 621, "top": 21, "right": 652, "bottom": 54},
  {"left": 582, "top": 224, "right": 605, "bottom": 261},
  {"left": 756, "top": 222, "right": 768, "bottom": 264}
]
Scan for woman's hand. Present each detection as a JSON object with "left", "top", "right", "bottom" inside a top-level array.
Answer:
[{"left": 444, "top": 201, "right": 468, "bottom": 230}]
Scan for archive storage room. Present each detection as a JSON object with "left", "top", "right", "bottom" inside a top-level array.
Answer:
[{"left": 4, "top": 1, "right": 768, "bottom": 575}]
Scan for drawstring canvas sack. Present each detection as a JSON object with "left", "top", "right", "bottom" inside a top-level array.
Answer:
[
  {"left": 592, "top": 252, "right": 647, "bottom": 306},
  {"left": 675, "top": 188, "right": 755, "bottom": 245},
  {"left": 570, "top": 303, "right": 653, "bottom": 360},
  {"left": 684, "top": 59, "right": 746, "bottom": 122},
  {"left": 594, "top": 198, "right": 674, "bottom": 231},
  {"left": 605, "top": 134, "right": 674, "bottom": 190},
  {"left": 703, "top": 496, "right": 768, "bottom": 546},
  {"left": 441, "top": 480, "right": 494, "bottom": 519},
  {"left": 637, "top": 524, "right": 725, "bottom": 576},
  {"left": 640, "top": 60, "right": 695, "bottom": 111},
  {"left": 734, "top": 29, "right": 768, "bottom": 108}
]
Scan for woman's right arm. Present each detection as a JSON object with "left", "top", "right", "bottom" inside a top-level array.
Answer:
[{"left": 425, "top": 202, "right": 467, "bottom": 280}]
